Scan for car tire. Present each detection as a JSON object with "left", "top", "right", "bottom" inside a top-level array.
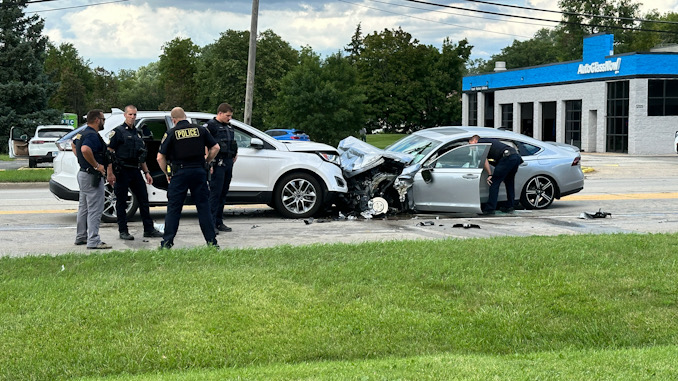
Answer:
[
  {"left": 102, "top": 183, "right": 139, "bottom": 223},
  {"left": 274, "top": 172, "right": 323, "bottom": 219},
  {"left": 520, "top": 175, "right": 556, "bottom": 209},
  {"left": 29, "top": 158, "right": 37, "bottom": 168}
]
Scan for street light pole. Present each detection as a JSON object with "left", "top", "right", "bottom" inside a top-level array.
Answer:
[{"left": 244, "top": 0, "right": 259, "bottom": 125}]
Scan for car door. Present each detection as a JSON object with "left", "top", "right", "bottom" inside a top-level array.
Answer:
[
  {"left": 228, "top": 127, "right": 271, "bottom": 194},
  {"left": 410, "top": 144, "right": 490, "bottom": 213},
  {"left": 8, "top": 127, "right": 29, "bottom": 158}
]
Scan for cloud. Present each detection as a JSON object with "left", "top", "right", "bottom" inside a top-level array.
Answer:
[{"left": 34, "top": 0, "right": 678, "bottom": 71}]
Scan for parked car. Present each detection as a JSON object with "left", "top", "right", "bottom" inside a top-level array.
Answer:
[
  {"left": 265, "top": 128, "right": 310, "bottom": 141},
  {"left": 8, "top": 125, "right": 74, "bottom": 167},
  {"left": 336, "top": 126, "right": 585, "bottom": 215},
  {"left": 50, "top": 109, "right": 347, "bottom": 222}
]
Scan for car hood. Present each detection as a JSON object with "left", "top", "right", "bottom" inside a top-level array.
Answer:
[
  {"left": 281, "top": 141, "right": 338, "bottom": 153},
  {"left": 337, "top": 136, "right": 414, "bottom": 178}
]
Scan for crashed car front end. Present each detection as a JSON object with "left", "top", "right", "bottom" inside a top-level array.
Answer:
[{"left": 336, "top": 137, "right": 415, "bottom": 216}]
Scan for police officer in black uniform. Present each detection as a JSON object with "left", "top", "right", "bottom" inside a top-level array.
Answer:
[
  {"left": 107, "top": 105, "right": 163, "bottom": 240},
  {"left": 157, "top": 107, "right": 220, "bottom": 249},
  {"left": 205, "top": 103, "right": 238, "bottom": 233},
  {"left": 468, "top": 134, "right": 523, "bottom": 215}
]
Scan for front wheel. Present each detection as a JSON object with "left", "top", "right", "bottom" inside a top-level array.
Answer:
[
  {"left": 274, "top": 173, "right": 323, "bottom": 219},
  {"left": 520, "top": 175, "right": 556, "bottom": 209},
  {"left": 102, "top": 183, "right": 139, "bottom": 223}
]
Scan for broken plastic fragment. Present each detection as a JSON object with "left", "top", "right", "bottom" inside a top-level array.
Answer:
[
  {"left": 579, "top": 209, "right": 612, "bottom": 219},
  {"left": 416, "top": 221, "right": 435, "bottom": 226},
  {"left": 452, "top": 223, "right": 481, "bottom": 229}
]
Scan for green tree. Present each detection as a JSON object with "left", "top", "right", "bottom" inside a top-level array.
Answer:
[
  {"left": 117, "top": 62, "right": 164, "bottom": 110},
  {"left": 196, "top": 29, "right": 298, "bottom": 128},
  {"left": 272, "top": 48, "right": 365, "bottom": 146},
  {"left": 88, "top": 67, "right": 118, "bottom": 111},
  {"left": 475, "top": 28, "right": 561, "bottom": 73},
  {"left": 345, "top": 23, "right": 364, "bottom": 65},
  {"left": 44, "top": 42, "right": 93, "bottom": 120},
  {"left": 158, "top": 37, "right": 200, "bottom": 110},
  {"left": 0, "top": 0, "right": 60, "bottom": 150},
  {"left": 628, "top": 10, "right": 678, "bottom": 52},
  {"left": 429, "top": 38, "right": 472, "bottom": 126},
  {"left": 557, "top": 0, "right": 641, "bottom": 59},
  {"left": 196, "top": 30, "right": 249, "bottom": 116},
  {"left": 356, "top": 28, "right": 468, "bottom": 132}
]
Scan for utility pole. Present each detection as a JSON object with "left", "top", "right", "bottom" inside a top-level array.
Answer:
[{"left": 244, "top": 0, "right": 259, "bottom": 125}]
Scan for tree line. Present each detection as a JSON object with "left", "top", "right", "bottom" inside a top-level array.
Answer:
[{"left": 3, "top": 0, "right": 678, "bottom": 150}]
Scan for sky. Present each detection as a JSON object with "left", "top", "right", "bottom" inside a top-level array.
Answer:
[{"left": 25, "top": 0, "right": 678, "bottom": 72}]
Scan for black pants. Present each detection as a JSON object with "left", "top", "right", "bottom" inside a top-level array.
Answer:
[
  {"left": 209, "top": 159, "right": 234, "bottom": 227},
  {"left": 485, "top": 154, "right": 522, "bottom": 212},
  {"left": 114, "top": 167, "right": 153, "bottom": 233},
  {"left": 161, "top": 167, "right": 216, "bottom": 247}
]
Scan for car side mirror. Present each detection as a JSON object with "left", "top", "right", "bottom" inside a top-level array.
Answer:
[
  {"left": 421, "top": 168, "right": 433, "bottom": 183},
  {"left": 20, "top": 134, "right": 28, "bottom": 141},
  {"left": 250, "top": 137, "right": 264, "bottom": 149}
]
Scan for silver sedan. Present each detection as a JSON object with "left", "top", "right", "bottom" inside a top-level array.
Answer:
[{"left": 338, "top": 127, "right": 584, "bottom": 215}]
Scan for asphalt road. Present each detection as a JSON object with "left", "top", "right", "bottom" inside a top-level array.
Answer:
[{"left": 1, "top": 153, "right": 678, "bottom": 258}]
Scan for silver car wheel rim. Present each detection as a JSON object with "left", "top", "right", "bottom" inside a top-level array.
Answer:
[
  {"left": 524, "top": 176, "right": 554, "bottom": 209},
  {"left": 103, "top": 183, "right": 133, "bottom": 219},
  {"left": 281, "top": 178, "right": 317, "bottom": 215}
]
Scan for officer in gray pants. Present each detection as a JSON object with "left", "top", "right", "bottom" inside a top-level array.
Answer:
[{"left": 73, "top": 109, "right": 111, "bottom": 250}]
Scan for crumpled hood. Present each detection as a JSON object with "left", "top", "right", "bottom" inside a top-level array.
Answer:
[
  {"left": 281, "top": 141, "right": 339, "bottom": 153},
  {"left": 337, "top": 136, "right": 414, "bottom": 178}
]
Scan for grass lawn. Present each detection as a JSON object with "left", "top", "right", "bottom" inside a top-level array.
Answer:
[
  {"left": 0, "top": 167, "right": 53, "bottom": 182},
  {"left": 0, "top": 154, "right": 11, "bottom": 161},
  {"left": 365, "top": 133, "right": 406, "bottom": 149},
  {"left": 2, "top": 234, "right": 678, "bottom": 380}
]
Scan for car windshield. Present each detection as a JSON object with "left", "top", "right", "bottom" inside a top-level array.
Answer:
[
  {"left": 38, "top": 129, "right": 72, "bottom": 138},
  {"left": 385, "top": 134, "right": 442, "bottom": 164}
]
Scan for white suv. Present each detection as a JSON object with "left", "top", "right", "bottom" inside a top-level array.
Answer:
[{"left": 49, "top": 109, "right": 347, "bottom": 221}]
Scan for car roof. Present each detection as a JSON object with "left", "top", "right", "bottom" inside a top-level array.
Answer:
[{"left": 414, "top": 126, "right": 545, "bottom": 144}]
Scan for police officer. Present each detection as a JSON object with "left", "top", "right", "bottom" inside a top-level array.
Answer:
[
  {"left": 468, "top": 134, "right": 523, "bottom": 215},
  {"left": 73, "top": 109, "right": 111, "bottom": 249},
  {"left": 106, "top": 105, "right": 163, "bottom": 240},
  {"left": 156, "top": 107, "right": 220, "bottom": 249},
  {"left": 205, "top": 103, "right": 238, "bottom": 234}
]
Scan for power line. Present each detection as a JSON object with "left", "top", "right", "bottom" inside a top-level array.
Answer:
[
  {"left": 338, "top": 0, "right": 534, "bottom": 39},
  {"left": 25, "top": 0, "right": 130, "bottom": 13},
  {"left": 459, "top": 0, "right": 678, "bottom": 26},
  {"left": 365, "top": 0, "right": 556, "bottom": 29},
  {"left": 401, "top": 0, "right": 678, "bottom": 34}
]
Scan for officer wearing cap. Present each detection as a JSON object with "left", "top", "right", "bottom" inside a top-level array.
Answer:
[
  {"left": 205, "top": 102, "right": 238, "bottom": 234},
  {"left": 156, "top": 107, "right": 220, "bottom": 249},
  {"left": 73, "top": 109, "right": 111, "bottom": 249},
  {"left": 468, "top": 134, "right": 523, "bottom": 215},
  {"left": 106, "top": 105, "right": 163, "bottom": 241}
]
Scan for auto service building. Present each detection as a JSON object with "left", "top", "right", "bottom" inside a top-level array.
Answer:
[{"left": 461, "top": 33, "right": 678, "bottom": 154}]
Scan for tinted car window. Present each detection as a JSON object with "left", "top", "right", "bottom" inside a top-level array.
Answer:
[
  {"left": 514, "top": 141, "right": 542, "bottom": 156},
  {"left": 138, "top": 119, "right": 168, "bottom": 140},
  {"left": 38, "top": 129, "right": 72, "bottom": 138},
  {"left": 435, "top": 145, "right": 485, "bottom": 169}
]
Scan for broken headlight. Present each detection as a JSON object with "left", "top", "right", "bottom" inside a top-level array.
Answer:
[{"left": 317, "top": 152, "right": 341, "bottom": 166}]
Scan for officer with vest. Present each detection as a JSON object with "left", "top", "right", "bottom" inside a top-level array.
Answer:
[
  {"left": 73, "top": 109, "right": 111, "bottom": 249},
  {"left": 106, "top": 105, "right": 163, "bottom": 240},
  {"left": 157, "top": 107, "right": 220, "bottom": 249},
  {"left": 205, "top": 103, "right": 238, "bottom": 233},
  {"left": 468, "top": 134, "right": 523, "bottom": 215}
]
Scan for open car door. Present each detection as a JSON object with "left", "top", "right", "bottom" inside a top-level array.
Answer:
[
  {"left": 8, "top": 127, "right": 29, "bottom": 158},
  {"left": 409, "top": 143, "right": 490, "bottom": 213}
]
